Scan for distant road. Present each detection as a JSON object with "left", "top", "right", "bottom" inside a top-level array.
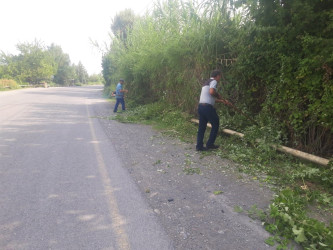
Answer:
[{"left": 0, "top": 86, "right": 173, "bottom": 250}]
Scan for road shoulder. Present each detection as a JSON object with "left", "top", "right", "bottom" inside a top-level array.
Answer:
[{"left": 95, "top": 102, "right": 275, "bottom": 249}]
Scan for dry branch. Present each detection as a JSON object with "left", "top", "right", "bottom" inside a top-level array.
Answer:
[{"left": 191, "top": 119, "right": 330, "bottom": 167}]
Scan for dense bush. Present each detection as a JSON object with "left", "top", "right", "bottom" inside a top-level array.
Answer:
[
  {"left": 106, "top": 2, "right": 333, "bottom": 247},
  {"left": 103, "top": 0, "right": 333, "bottom": 157},
  {"left": 228, "top": 0, "right": 333, "bottom": 157},
  {"left": 0, "top": 79, "right": 19, "bottom": 90}
]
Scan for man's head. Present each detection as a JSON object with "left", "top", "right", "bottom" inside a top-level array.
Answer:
[
  {"left": 210, "top": 70, "right": 221, "bottom": 81},
  {"left": 119, "top": 78, "right": 125, "bottom": 84}
]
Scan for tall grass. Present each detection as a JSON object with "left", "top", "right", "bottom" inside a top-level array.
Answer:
[
  {"left": 105, "top": 0, "right": 333, "bottom": 157},
  {"left": 106, "top": 0, "right": 235, "bottom": 113},
  {"left": 0, "top": 79, "right": 20, "bottom": 90},
  {"left": 106, "top": 1, "right": 333, "bottom": 247}
]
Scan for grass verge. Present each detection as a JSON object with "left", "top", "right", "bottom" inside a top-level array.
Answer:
[{"left": 111, "top": 101, "right": 333, "bottom": 249}]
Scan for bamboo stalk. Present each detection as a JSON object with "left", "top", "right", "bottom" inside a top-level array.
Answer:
[{"left": 191, "top": 119, "right": 330, "bottom": 167}]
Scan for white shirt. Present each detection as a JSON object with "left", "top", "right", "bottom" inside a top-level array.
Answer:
[{"left": 199, "top": 78, "right": 217, "bottom": 106}]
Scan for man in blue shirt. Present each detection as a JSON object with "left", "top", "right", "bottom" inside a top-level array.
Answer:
[{"left": 113, "top": 79, "right": 128, "bottom": 113}]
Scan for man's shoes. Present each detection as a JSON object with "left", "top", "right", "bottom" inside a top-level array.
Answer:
[
  {"left": 197, "top": 145, "right": 219, "bottom": 151},
  {"left": 206, "top": 144, "right": 219, "bottom": 150}
]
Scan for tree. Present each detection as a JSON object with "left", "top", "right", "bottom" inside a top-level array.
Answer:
[
  {"left": 88, "top": 73, "right": 103, "bottom": 83},
  {"left": 75, "top": 61, "right": 88, "bottom": 84},
  {"left": 1, "top": 40, "right": 91, "bottom": 87},
  {"left": 1, "top": 40, "right": 56, "bottom": 84},
  {"left": 101, "top": 52, "right": 115, "bottom": 87},
  {"left": 111, "top": 9, "right": 136, "bottom": 41},
  {"left": 15, "top": 40, "right": 56, "bottom": 84},
  {"left": 0, "top": 52, "right": 18, "bottom": 80},
  {"left": 48, "top": 44, "right": 75, "bottom": 85}
]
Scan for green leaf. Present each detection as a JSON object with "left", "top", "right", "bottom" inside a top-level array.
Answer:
[
  {"left": 292, "top": 226, "right": 307, "bottom": 243},
  {"left": 265, "top": 236, "right": 276, "bottom": 246},
  {"left": 282, "top": 213, "right": 292, "bottom": 223},
  {"left": 319, "top": 242, "right": 328, "bottom": 247}
]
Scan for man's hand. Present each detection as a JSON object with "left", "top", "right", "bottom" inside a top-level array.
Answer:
[
  {"left": 223, "top": 99, "right": 233, "bottom": 106},
  {"left": 217, "top": 99, "right": 233, "bottom": 106},
  {"left": 209, "top": 88, "right": 231, "bottom": 105}
]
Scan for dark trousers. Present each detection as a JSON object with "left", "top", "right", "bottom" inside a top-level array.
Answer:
[
  {"left": 114, "top": 97, "right": 125, "bottom": 112},
  {"left": 196, "top": 104, "right": 220, "bottom": 150}
]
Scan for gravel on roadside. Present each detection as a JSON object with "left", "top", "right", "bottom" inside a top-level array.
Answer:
[{"left": 93, "top": 100, "right": 277, "bottom": 250}]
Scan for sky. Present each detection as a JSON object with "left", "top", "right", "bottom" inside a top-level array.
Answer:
[{"left": 0, "top": 0, "right": 155, "bottom": 75}]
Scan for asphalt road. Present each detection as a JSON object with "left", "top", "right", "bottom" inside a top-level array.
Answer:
[{"left": 0, "top": 86, "right": 173, "bottom": 250}]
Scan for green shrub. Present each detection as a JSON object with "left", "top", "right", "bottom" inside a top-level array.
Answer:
[
  {"left": 0, "top": 79, "right": 20, "bottom": 90},
  {"left": 267, "top": 188, "right": 333, "bottom": 249}
]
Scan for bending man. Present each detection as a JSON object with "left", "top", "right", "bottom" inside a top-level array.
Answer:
[{"left": 196, "top": 70, "right": 231, "bottom": 151}]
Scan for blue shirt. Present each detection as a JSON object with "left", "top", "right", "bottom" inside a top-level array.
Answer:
[{"left": 115, "top": 83, "right": 123, "bottom": 98}]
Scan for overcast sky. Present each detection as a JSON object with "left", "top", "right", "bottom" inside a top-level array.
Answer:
[{"left": 0, "top": 0, "right": 155, "bottom": 75}]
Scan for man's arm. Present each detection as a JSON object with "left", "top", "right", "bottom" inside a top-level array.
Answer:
[
  {"left": 210, "top": 88, "right": 232, "bottom": 106},
  {"left": 216, "top": 98, "right": 232, "bottom": 106},
  {"left": 209, "top": 87, "right": 222, "bottom": 99}
]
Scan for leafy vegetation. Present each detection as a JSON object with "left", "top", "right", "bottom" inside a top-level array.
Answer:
[
  {"left": 103, "top": 0, "right": 333, "bottom": 158},
  {"left": 230, "top": 0, "right": 333, "bottom": 158},
  {"left": 0, "top": 79, "right": 20, "bottom": 90},
  {"left": 266, "top": 188, "right": 333, "bottom": 249},
  {"left": 104, "top": 3, "right": 333, "bottom": 246},
  {"left": 0, "top": 40, "right": 92, "bottom": 86},
  {"left": 111, "top": 101, "right": 333, "bottom": 249}
]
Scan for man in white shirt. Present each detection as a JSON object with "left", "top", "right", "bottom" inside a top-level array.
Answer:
[{"left": 196, "top": 70, "right": 231, "bottom": 151}]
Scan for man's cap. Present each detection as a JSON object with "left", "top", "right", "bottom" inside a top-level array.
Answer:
[{"left": 119, "top": 78, "right": 124, "bottom": 82}]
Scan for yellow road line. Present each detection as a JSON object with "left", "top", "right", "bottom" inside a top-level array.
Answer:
[{"left": 86, "top": 103, "right": 130, "bottom": 250}]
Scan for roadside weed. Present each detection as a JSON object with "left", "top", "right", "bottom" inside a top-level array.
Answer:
[
  {"left": 183, "top": 167, "right": 201, "bottom": 175},
  {"left": 112, "top": 102, "right": 333, "bottom": 249},
  {"left": 234, "top": 206, "right": 244, "bottom": 213}
]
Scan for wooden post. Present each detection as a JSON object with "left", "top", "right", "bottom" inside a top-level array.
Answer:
[{"left": 191, "top": 119, "right": 330, "bottom": 167}]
